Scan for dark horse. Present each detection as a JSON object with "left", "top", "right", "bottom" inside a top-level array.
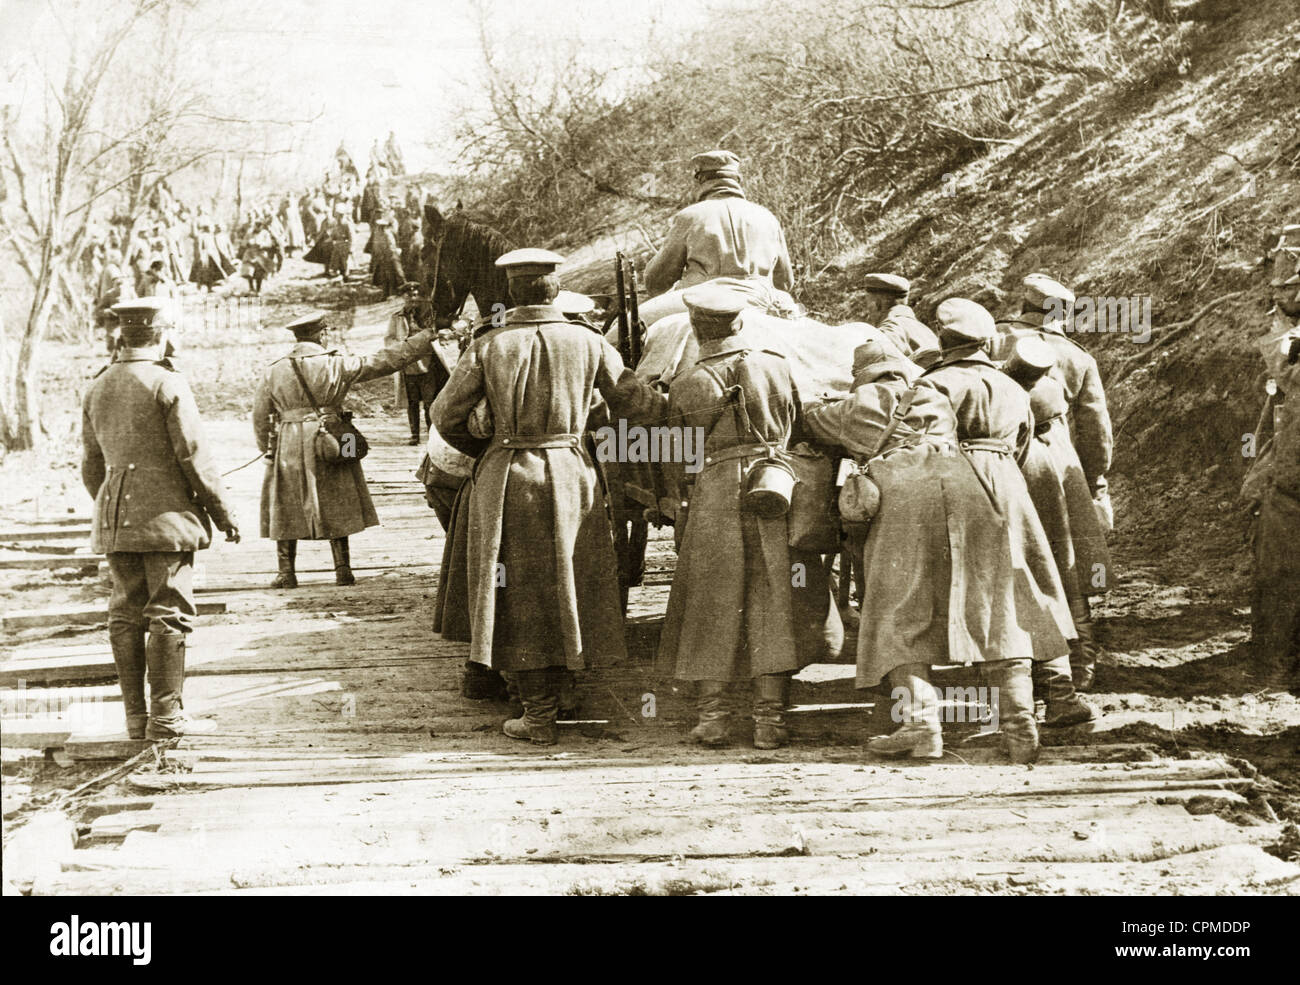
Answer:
[{"left": 421, "top": 203, "right": 514, "bottom": 326}]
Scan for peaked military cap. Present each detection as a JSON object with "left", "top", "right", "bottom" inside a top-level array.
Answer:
[
  {"left": 1023, "top": 273, "right": 1075, "bottom": 308},
  {"left": 683, "top": 284, "right": 748, "bottom": 320},
  {"left": 111, "top": 297, "right": 176, "bottom": 329},
  {"left": 495, "top": 248, "right": 564, "bottom": 277},
  {"left": 862, "top": 273, "right": 910, "bottom": 296},
  {"left": 935, "top": 297, "right": 996, "bottom": 343},
  {"left": 1011, "top": 336, "right": 1056, "bottom": 372},
  {"left": 284, "top": 311, "right": 328, "bottom": 336},
  {"left": 555, "top": 290, "right": 595, "bottom": 315},
  {"left": 691, "top": 150, "right": 741, "bottom": 176}
]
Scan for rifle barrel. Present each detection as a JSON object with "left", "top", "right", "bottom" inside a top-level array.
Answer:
[
  {"left": 614, "top": 251, "right": 630, "bottom": 363},
  {"left": 626, "top": 260, "right": 641, "bottom": 367}
]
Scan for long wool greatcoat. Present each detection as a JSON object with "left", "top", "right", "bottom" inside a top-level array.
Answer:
[
  {"left": 804, "top": 362, "right": 1055, "bottom": 685},
  {"left": 253, "top": 332, "right": 433, "bottom": 541},
  {"left": 1022, "top": 376, "right": 1112, "bottom": 600},
  {"left": 991, "top": 313, "right": 1113, "bottom": 492},
  {"left": 431, "top": 305, "right": 667, "bottom": 672},
  {"left": 921, "top": 353, "right": 1075, "bottom": 663},
  {"left": 82, "top": 349, "right": 236, "bottom": 554},
  {"left": 658, "top": 341, "right": 842, "bottom": 681}
]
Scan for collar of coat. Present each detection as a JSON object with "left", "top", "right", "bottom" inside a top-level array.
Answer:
[
  {"left": 115, "top": 345, "right": 164, "bottom": 363},
  {"left": 924, "top": 348, "right": 996, "bottom": 374},
  {"left": 504, "top": 304, "right": 567, "bottom": 326},
  {"left": 1005, "top": 310, "right": 1066, "bottom": 336},
  {"left": 277, "top": 341, "right": 338, "bottom": 361},
  {"left": 696, "top": 339, "right": 786, "bottom": 362}
]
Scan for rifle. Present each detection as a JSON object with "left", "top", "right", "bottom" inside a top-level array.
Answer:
[
  {"left": 615, "top": 251, "right": 631, "bottom": 365},
  {"left": 626, "top": 258, "right": 643, "bottom": 366}
]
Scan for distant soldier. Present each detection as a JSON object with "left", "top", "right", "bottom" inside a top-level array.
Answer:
[
  {"left": 432, "top": 249, "right": 667, "bottom": 745},
  {"left": 252, "top": 311, "right": 437, "bottom": 588},
  {"left": 94, "top": 249, "right": 134, "bottom": 354},
  {"left": 327, "top": 207, "right": 354, "bottom": 280},
  {"left": 388, "top": 282, "right": 442, "bottom": 445},
  {"left": 640, "top": 150, "right": 796, "bottom": 327},
  {"left": 860, "top": 273, "right": 940, "bottom": 367},
  {"left": 1245, "top": 225, "right": 1300, "bottom": 683},
  {"left": 81, "top": 299, "right": 239, "bottom": 739},
  {"left": 139, "top": 258, "right": 175, "bottom": 299},
  {"left": 368, "top": 216, "right": 406, "bottom": 298}
]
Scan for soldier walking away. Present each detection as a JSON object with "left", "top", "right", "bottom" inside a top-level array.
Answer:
[
  {"left": 81, "top": 299, "right": 240, "bottom": 739},
  {"left": 432, "top": 249, "right": 667, "bottom": 745},
  {"left": 859, "top": 273, "right": 941, "bottom": 368},
  {"left": 923, "top": 299, "right": 1093, "bottom": 762},
  {"left": 992, "top": 274, "right": 1114, "bottom": 689},
  {"left": 253, "top": 311, "right": 437, "bottom": 588},
  {"left": 658, "top": 286, "right": 843, "bottom": 749}
]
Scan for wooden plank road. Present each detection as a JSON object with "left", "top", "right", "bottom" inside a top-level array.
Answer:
[{"left": 5, "top": 413, "right": 1298, "bottom": 895}]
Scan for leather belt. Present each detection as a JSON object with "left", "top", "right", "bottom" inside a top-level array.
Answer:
[
  {"left": 1034, "top": 413, "right": 1066, "bottom": 437},
  {"left": 960, "top": 438, "right": 1014, "bottom": 455},
  {"left": 278, "top": 407, "right": 340, "bottom": 423},
  {"left": 702, "top": 442, "right": 776, "bottom": 470},
  {"left": 491, "top": 432, "right": 581, "bottom": 449}
]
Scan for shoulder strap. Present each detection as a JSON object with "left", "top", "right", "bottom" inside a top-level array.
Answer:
[
  {"left": 288, "top": 357, "right": 324, "bottom": 416},
  {"left": 697, "top": 354, "right": 774, "bottom": 452},
  {"left": 864, "top": 384, "right": 921, "bottom": 460}
]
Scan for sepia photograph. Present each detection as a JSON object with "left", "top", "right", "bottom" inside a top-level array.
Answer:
[{"left": 0, "top": 0, "right": 1297, "bottom": 922}]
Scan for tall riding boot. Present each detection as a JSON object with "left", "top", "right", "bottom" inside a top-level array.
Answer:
[
  {"left": 557, "top": 669, "right": 581, "bottom": 721},
  {"left": 1070, "top": 596, "right": 1101, "bottom": 691},
  {"left": 689, "top": 680, "right": 730, "bottom": 747},
  {"left": 503, "top": 672, "right": 523, "bottom": 720},
  {"left": 753, "top": 673, "right": 791, "bottom": 749},
  {"left": 868, "top": 663, "right": 942, "bottom": 759},
  {"left": 270, "top": 540, "right": 297, "bottom": 589},
  {"left": 1034, "top": 655, "right": 1098, "bottom": 729},
  {"left": 331, "top": 537, "right": 355, "bottom": 586},
  {"left": 144, "top": 634, "right": 214, "bottom": 739},
  {"left": 986, "top": 659, "right": 1039, "bottom": 764},
  {"left": 108, "top": 623, "right": 148, "bottom": 739},
  {"left": 407, "top": 400, "right": 422, "bottom": 445},
  {"left": 503, "top": 668, "right": 559, "bottom": 745}
]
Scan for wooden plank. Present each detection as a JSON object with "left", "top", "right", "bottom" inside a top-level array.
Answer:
[
  {"left": 0, "top": 553, "right": 102, "bottom": 571},
  {"left": 0, "top": 526, "right": 93, "bottom": 542},
  {"left": 3, "top": 600, "right": 227, "bottom": 632}
]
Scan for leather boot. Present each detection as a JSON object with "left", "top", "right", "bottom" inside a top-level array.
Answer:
[
  {"left": 144, "top": 634, "right": 215, "bottom": 739},
  {"left": 463, "top": 661, "right": 510, "bottom": 701},
  {"left": 1070, "top": 597, "right": 1101, "bottom": 691},
  {"left": 557, "top": 669, "right": 581, "bottom": 721},
  {"left": 407, "top": 401, "right": 421, "bottom": 445},
  {"left": 689, "top": 680, "right": 730, "bottom": 747},
  {"left": 108, "top": 623, "right": 147, "bottom": 739},
  {"left": 331, "top": 537, "right": 355, "bottom": 586},
  {"left": 503, "top": 672, "right": 523, "bottom": 720},
  {"left": 1034, "top": 655, "right": 1098, "bottom": 729},
  {"left": 987, "top": 659, "right": 1039, "bottom": 764},
  {"left": 752, "top": 674, "right": 790, "bottom": 749},
  {"left": 503, "top": 668, "right": 559, "bottom": 745},
  {"left": 270, "top": 540, "right": 297, "bottom": 589},
  {"left": 868, "top": 666, "right": 942, "bottom": 759}
]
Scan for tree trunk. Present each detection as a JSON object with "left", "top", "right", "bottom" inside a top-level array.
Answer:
[{"left": 0, "top": 270, "right": 56, "bottom": 454}]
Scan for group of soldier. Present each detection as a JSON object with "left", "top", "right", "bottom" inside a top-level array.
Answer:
[{"left": 79, "top": 148, "right": 1300, "bottom": 759}]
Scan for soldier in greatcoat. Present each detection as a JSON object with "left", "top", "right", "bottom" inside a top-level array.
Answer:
[
  {"left": 82, "top": 299, "right": 240, "bottom": 739},
  {"left": 657, "top": 286, "right": 843, "bottom": 750},
  {"left": 640, "top": 151, "right": 796, "bottom": 327},
  {"left": 1005, "top": 337, "right": 1113, "bottom": 693},
  {"left": 992, "top": 275, "right": 1114, "bottom": 689},
  {"left": 252, "top": 311, "right": 436, "bottom": 588},
  {"left": 921, "top": 299, "right": 1091, "bottom": 762},
  {"left": 859, "top": 273, "right": 940, "bottom": 368},
  {"left": 431, "top": 249, "right": 667, "bottom": 745}
]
